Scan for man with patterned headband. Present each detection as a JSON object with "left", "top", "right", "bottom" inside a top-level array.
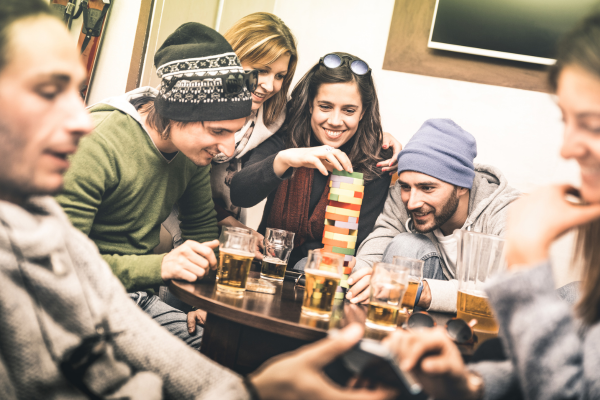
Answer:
[{"left": 56, "top": 22, "right": 256, "bottom": 348}]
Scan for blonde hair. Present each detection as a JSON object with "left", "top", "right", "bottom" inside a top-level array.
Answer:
[{"left": 224, "top": 12, "right": 297, "bottom": 127}]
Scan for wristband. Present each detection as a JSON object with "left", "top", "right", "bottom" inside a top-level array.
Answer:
[
  {"left": 243, "top": 376, "right": 261, "bottom": 400},
  {"left": 414, "top": 281, "right": 424, "bottom": 307}
]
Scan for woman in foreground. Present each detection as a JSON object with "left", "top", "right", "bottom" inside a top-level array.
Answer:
[{"left": 386, "top": 13, "right": 600, "bottom": 400}]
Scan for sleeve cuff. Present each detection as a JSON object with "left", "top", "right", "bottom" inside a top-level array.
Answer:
[{"left": 424, "top": 278, "right": 458, "bottom": 313}]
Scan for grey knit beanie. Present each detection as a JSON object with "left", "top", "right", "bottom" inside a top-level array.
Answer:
[{"left": 397, "top": 119, "right": 477, "bottom": 189}]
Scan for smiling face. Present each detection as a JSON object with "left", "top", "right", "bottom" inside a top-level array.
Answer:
[
  {"left": 242, "top": 53, "right": 290, "bottom": 112},
  {"left": 309, "top": 81, "right": 364, "bottom": 148},
  {"left": 558, "top": 65, "right": 600, "bottom": 204},
  {"left": 0, "top": 16, "right": 92, "bottom": 202},
  {"left": 398, "top": 171, "right": 464, "bottom": 233},
  {"left": 168, "top": 117, "right": 246, "bottom": 166}
]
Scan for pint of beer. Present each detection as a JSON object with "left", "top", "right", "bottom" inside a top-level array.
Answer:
[
  {"left": 217, "top": 227, "right": 256, "bottom": 294},
  {"left": 260, "top": 228, "right": 295, "bottom": 281},
  {"left": 454, "top": 230, "right": 506, "bottom": 335},
  {"left": 301, "top": 250, "right": 344, "bottom": 318},
  {"left": 393, "top": 256, "right": 424, "bottom": 314},
  {"left": 366, "top": 262, "right": 409, "bottom": 331}
]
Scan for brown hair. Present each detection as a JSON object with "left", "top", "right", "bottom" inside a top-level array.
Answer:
[
  {"left": 130, "top": 96, "right": 192, "bottom": 139},
  {"left": 550, "top": 12, "right": 600, "bottom": 324},
  {"left": 224, "top": 12, "right": 297, "bottom": 127}
]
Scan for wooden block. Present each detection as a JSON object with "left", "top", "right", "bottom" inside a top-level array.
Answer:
[
  {"left": 324, "top": 225, "right": 350, "bottom": 235},
  {"left": 339, "top": 182, "right": 364, "bottom": 192},
  {"left": 332, "top": 246, "right": 355, "bottom": 255},
  {"left": 330, "top": 188, "right": 355, "bottom": 197},
  {"left": 323, "top": 231, "right": 335, "bottom": 240},
  {"left": 353, "top": 178, "right": 364, "bottom": 186},
  {"left": 336, "top": 195, "right": 362, "bottom": 205},
  {"left": 332, "top": 169, "right": 364, "bottom": 179},
  {"left": 328, "top": 193, "right": 339, "bottom": 201},
  {"left": 322, "top": 245, "right": 334, "bottom": 252},
  {"left": 333, "top": 233, "right": 357, "bottom": 242},
  {"left": 329, "top": 200, "right": 361, "bottom": 211},
  {"left": 324, "top": 212, "right": 350, "bottom": 222},
  {"left": 330, "top": 175, "right": 355, "bottom": 184},
  {"left": 343, "top": 267, "right": 353, "bottom": 274},
  {"left": 334, "top": 220, "right": 359, "bottom": 230},
  {"left": 354, "top": 191, "right": 364, "bottom": 199},
  {"left": 322, "top": 238, "right": 349, "bottom": 248},
  {"left": 326, "top": 206, "right": 360, "bottom": 218},
  {"left": 348, "top": 217, "right": 358, "bottom": 224},
  {"left": 330, "top": 181, "right": 341, "bottom": 188},
  {"left": 344, "top": 255, "right": 353, "bottom": 262}
]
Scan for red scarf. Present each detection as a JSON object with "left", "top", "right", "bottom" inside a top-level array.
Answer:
[{"left": 266, "top": 167, "right": 330, "bottom": 248}]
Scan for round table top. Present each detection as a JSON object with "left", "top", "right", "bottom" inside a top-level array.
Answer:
[{"left": 169, "top": 271, "right": 458, "bottom": 343}]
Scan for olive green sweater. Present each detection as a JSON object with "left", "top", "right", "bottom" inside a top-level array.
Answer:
[{"left": 56, "top": 88, "right": 218, "bottom": 292}]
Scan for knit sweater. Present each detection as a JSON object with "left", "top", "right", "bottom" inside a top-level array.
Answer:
[
  {"left": 56, "top": 87, "right": 218, "bottom": 292},
  {"left": 354, "top": 164, "right": 520, "bottom": 313},
  {"left": 0, "top": 197, "right": 247, "bottom": 400}
]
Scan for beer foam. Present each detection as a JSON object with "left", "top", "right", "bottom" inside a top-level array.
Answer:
[
  {"left": 263, "top": 256, "right": 286, "bottom": 264},
  {"left": 219, "top": 248, "right": 255, "bottom": 258},
  {"left": 304, "top": 268, "right": 341, "bottom": 279},
  {"left": 459, "top": 289, "right": 488, "bottom": 298}
]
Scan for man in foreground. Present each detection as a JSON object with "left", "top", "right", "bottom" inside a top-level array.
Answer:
[
  {"left": 0, "top": 2, "right": 396, "bottom": 399},
  {"left": 347, "top": 119, "right": 520, "bottom": 312}
]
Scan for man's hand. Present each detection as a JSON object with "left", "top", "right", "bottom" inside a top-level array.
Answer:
[
  {"left": 384, "top": 328, "right": 482, "bottom": 400},
  {"left": 187, "top": 309, "right": 207, "bottom": 335},
  {"left": 250, "top": 324, "right": 397, "bottom": 400},
  {"left": 346, "top": 259, "right": 371, "bottom": 304},
  {"left": 161, "top": 239, "right": 219, "bottom": 282},
  {"left": 218, "top": 216, "right": 264, "bottom": 260}
]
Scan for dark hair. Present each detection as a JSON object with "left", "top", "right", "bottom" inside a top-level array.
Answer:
[
  {"left": 0, "top": 0, "right": 53, "bottom": 73},
  {"left": 130, "top": 96, "right": 194, "bottom": 139},
  {"left": 282, "top": 53, "right": 390, "bottom": 181},
  {"left": 548, "top": 12, "right": 600, "bottom": 325}
]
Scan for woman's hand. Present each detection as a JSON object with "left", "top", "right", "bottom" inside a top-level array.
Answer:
[
  {"left": 506, "top": 184, "right": 600, "bottom": 269},
  {"left": 384, "top": 328, "right": 482, "bottom": 400},
  {"left": 273, "top": 146, "right": 353, "bottom": 177},
  {"left": 377, "top": 132, "right": 402, "bottom": 175}
]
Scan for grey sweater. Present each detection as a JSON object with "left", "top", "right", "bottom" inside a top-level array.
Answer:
[
  {"left": 355, "top": 164, "right": 520, "bottom": 312},
  {"left": 470, "top": 261, "right": 597, "bottom": 400},
  {"left": 0, "top": 197, "right": 248, "bottom": 400}
]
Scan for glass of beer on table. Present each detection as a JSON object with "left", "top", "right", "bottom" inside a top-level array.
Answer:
[
  {"left": 260, "top": 228, "right": 295, "bottom": 281},
  {"left": 301, "top": 250, "right": 344, "bottom": 318},
  {"left": 455, "top": 230, "right": 506, "bottom": 335},
  {"left": 393, "top": 256, "right": 424, "bottom": 321},
  {"left": 366, "top": 262, "right": 409, "bottom": 331},
  {"left": 217, "top": 227, "right": 256, "bottom": 295}
]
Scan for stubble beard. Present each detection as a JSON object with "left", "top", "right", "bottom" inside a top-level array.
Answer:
[{"left": 411, "top": 187, "right": 460, "bottom": 234}]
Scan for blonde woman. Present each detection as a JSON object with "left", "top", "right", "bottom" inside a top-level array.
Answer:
[{"left": 211, "top": 13, "right": 402, "bottom": 246}]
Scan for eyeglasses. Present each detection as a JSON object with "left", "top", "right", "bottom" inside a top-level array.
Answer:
[
  {"left": 320, "top": 53, "right": 371, "bottom": 76},
  {"left": 406, "top": 312, "right": 478, "bottom": 344}
]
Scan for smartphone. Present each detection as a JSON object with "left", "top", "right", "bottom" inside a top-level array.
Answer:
[{"left": 324, "top": 338, "right": 428, "bottom": 399}]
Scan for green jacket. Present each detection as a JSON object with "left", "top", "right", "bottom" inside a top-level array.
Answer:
[{"left": 56, "top": 87, "right": 218, "bottom": 292}]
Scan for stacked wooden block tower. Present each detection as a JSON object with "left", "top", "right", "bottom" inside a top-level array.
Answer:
[{"left": 322, "top": 169, "right": 364, "bottom": 300}]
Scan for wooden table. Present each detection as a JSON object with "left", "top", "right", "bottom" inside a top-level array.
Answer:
[{"left": 169, "top": 271, "right": 464, "bottom": 374}]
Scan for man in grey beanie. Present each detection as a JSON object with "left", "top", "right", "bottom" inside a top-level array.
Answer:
[{"left": 346, "top": 119, "right": 520, "bottom": 313}]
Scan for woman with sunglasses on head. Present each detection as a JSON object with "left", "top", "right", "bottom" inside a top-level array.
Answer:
[
  {"left": 230, "top": 53, "right": 393, "bottom": 268},
  {"left": 208, "top": 14, "right": 403, "bottom": 247},
  {"left": 381, "top": 13, "right": 600, "bottom": 400}
]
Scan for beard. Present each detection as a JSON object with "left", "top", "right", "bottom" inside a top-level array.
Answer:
[{"left": 411, "top": 187, "right": 460, "bottom": 234}]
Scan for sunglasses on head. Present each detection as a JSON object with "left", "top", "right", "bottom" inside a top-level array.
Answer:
[
  {"left": 407, "top": 312, "right": 478, "bottom": 344},
  {"left": 320, "top": 53, "right": 371, "bottom": 76}
]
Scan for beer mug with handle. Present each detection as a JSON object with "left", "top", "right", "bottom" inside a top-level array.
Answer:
[{"left": 454, "top": 230, "right": 506, "bottom": 333}]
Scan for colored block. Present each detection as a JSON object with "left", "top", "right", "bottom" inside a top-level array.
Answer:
[
  {"left": 337, "top": 195, "right": 362, "bottom": 205},
  {"left": 324, "top": 225, "right": 350, "bottom": 235},
  {"left": 354, "top": 191, "right": 364, "bottom": 199},
  {"left": 325, "top": 212, "right": 349, "bottom": 222},
  {"left": 336, "top": 285, "right": 345, "bottom": 293},
  {"left": 334, "top": 292, "right": 345, "bottom": 299},
  {"left": 332, "top": 246, "right": 355, "bottom": 255},
  {"left": 340, "top": 281, "right": 350, "bottom": 289},
  {"left": 323, "top": 231, "right": 335, "bottom": 240},
  {"left": 348, "top": 217, "right": 358, "bottom": 223},
  {"left": 326, "top": 206, "right": 360, "bottom": 218},
  {"left": 330, "top": 181, "right": 342, "bottom": 188},
  {"left": 332, "top": 169, "right": 364, "bottom": 179},
  {"left": 331, "top": 175, "right": 355, "bottom": 184},
  {"left": 343, "top": 267, "right": 353, "bottom": 274},
  {"left": 339, "top": 182, "right": 364, "bottom": 192},
  {"left": 334, "top": 220, "right": 359, "bottom": 230},
  {"left": 330, "top": 188, "right": 355, "bottom": 197},
  {"left": 329, "top": 200, "right": 361, "bottom": 211},
  {"left": 353, "top": 178, "right": 364, "bottom": 186},
  {"left": 322, "top": 237, "right": 352, "bottom": 248},
  {"left": 322, "top": 245, "right": 334, "bottom": 252},
  {"left": 329, "top": 193, "right": 339, "bottom": 201},
  {"left": 344, "top": 255, "right": 353, "bottom": 262},
  {"left": 333, "top": 233, "right": 357, "bottom": 242}
]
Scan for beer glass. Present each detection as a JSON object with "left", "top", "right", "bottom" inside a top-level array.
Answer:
[
  {"left": 393, "top": 256, "right": 424, "bottom": 313},
  {"left": 217, "top": 227, "right": 256, "bottom": 295},
  {"left": 455, "top": 230, "right": 506, "bottom": 333},
  {"left": 366, "top": 262, "right": 409, "bottom": 331},
  {"left": 301, "top": 250, "right": 344, "bottom": 318},
  {"left": 260, "top": 228, "right": 295, "bottom": 281}
]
